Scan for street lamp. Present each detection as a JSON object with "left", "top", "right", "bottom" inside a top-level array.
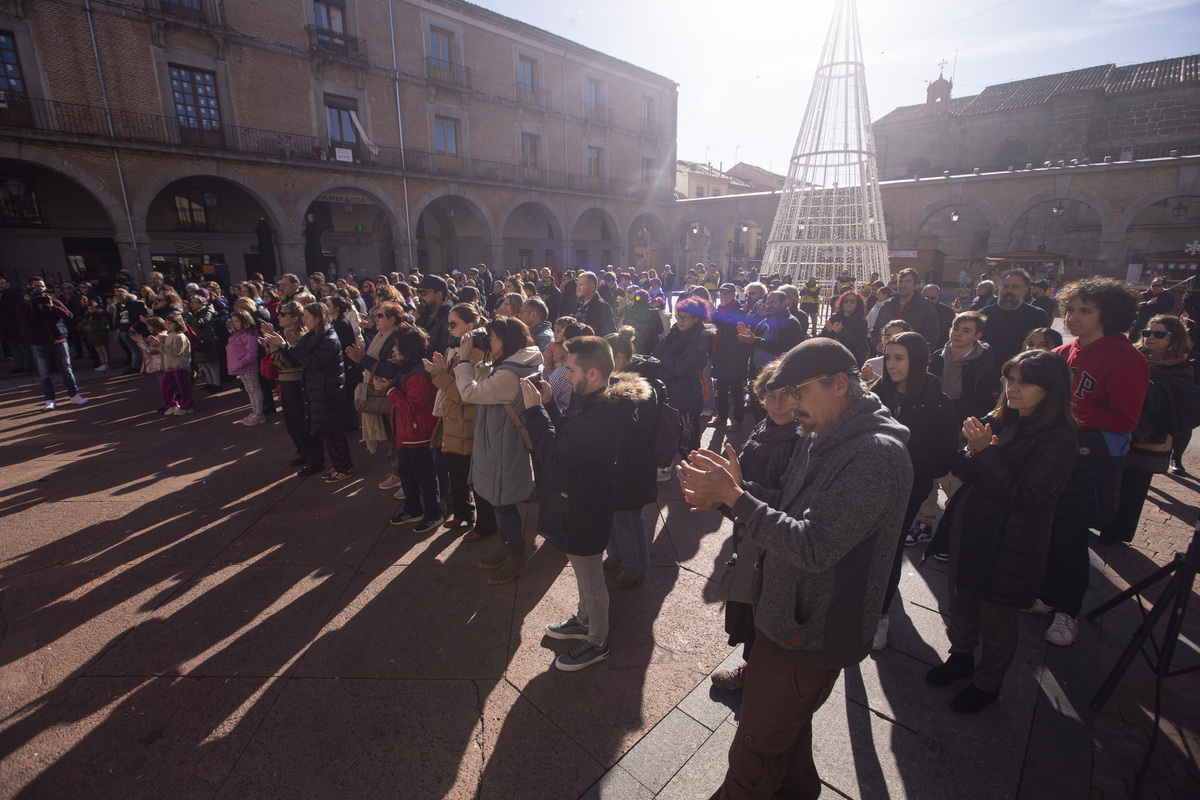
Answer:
[
  {"left": 1051, "top": 203, "right": 1064, "bottom": 217},
  {"left": 5, "top": 178, "right": 25, "bottom": 198},
  {"left": 1172, "top": 199, "right": 1188, "bottom": 221},
  {"left": 741, "top": 222, "right": 749, "bottom": 232},
  {"left": 950, "top": 209, "right": 960, "bottom": 223},
  {"left": 202, "top": 190, "right": 218, "bottom": 207},
  {"left": 690, "top": 222, "right": 699, "bottom": 235}
]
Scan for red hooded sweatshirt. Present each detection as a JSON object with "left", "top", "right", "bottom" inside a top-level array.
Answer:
[{"left": 1054, "top": 334, "right": 1149, "bottom": 434}]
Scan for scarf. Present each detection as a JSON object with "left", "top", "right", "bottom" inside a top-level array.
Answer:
[{"left": 1142, "top": 350, "right": 1188, "bottom": 368}]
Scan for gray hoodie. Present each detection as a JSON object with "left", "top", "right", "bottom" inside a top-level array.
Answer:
[{"left": 731, "top": 392, "right": 912, "bottom": 670}]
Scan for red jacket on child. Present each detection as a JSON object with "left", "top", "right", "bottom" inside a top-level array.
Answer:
[{"left": 385, "top": 361, "right": 437, "bottom": 447}]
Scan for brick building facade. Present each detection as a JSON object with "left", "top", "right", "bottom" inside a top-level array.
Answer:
[{"left": 0, "top": 0, "right": 678, "bottom": 288}]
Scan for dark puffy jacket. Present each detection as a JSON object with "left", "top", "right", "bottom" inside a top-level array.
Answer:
[
  {"left": 751, "top": 312, "right": 806, "bottom": 368},
  {"left": 524, "top": 375, "right": 648, "bottom": 556},
  {"left": 935, "top": 416, "right": 1079, "bottom": 608},
  {"left": 611, "top": 365, "right": 660, "bottom": 510},
  {"left": 651, "top": 323, "right": 711, "bottom": 413},
  {"left": 929, "top": 343, "right": 1003, "bottom": 422},
  {"left": 283, "top": 324, "right": 354, "bottom": 435},
  {"left": 418, "top": 299, "right": 454, "bottom": 359},
  {"left": 875, "top": 376, "right": 959, "bottom": 488},
  {"left": 711, "top": 301, "right": 754, "bottom": 380},
  {"left": 186, "top": 304, "right": 223, "bottom": 365}
]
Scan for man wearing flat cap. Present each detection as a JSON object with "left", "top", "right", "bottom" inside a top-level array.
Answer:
[
  {"left": 680, "top": 338, "right": 913, "bottom": 800},
  {"left": 415, "top": 274, "right": 454, "bottom": 358}
]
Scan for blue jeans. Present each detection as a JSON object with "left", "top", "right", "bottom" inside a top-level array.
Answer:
[
  {"left": 32, "top": 342, "right": 78, "bottom": 402},
  {"left": 607, "top": 509, "right": 649, "bottom": 575},
  {"left": 495, "top": 503, "right": 524, "bottom": 547},
  {"left": 119, "top": 330, "right": 141, "bottom": 369}
]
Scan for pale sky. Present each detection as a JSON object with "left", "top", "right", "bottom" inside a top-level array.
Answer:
[{"left": 479, "top": 0, "right": 1200, "bottom": 176}]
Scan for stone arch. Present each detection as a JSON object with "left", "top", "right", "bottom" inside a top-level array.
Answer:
[
  {"left": 1115, "top": 184, "right": 1200, "bottom": 235},
  {"left": 671, "top": 212, "right": 718, "bottom": 248},
  {"left": 410, "top": 185, "right": 496, "bottom": 243},
  {"left": 566, "top": 203, "right": 623, "bottom": 248},
  {"left": 997, "top": 188, "right": 1117, "bottom": 241},
  {"left": 133, "top": 161, "right": 288, "bottom": 241},
  {"left": 0, "top": 142, "right": 126, "bottom": 237},
  {"left": 714, "top": 209, "right": 772, "bottom": 247},
  {"left": 911, "top": 195, "right": 1002, "bottom": 239},
  {"left": 292, "top": 175, "right": 408, "bottom": 241},
  {"left": 496, "top": 195, "right": 566, "bottom": 242}
]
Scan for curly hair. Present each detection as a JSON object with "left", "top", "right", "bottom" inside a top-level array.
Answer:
[
  {"left": 835, "top": 290, "right": 866, "bottom": 317},
  {"left": 674, "top": 296, "right": 713, "bottom": 322},
  {"left": 1057, "top": 277, "right": 1139, "bottom": 335}
]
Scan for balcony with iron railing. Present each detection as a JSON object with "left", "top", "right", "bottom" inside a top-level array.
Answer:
[
  {"left": 144, "top": 0, "right": 226, "bottom": 27},
  {"left": 425, "top": 58, "right": 472, "bottom": 90},
  {"left": 514, "top": 83, "right": 552, "bottom": 110},
  {"left": 639, "top": 117, "right": 661, "bottom": 137},
  {"left": 583, "top": 102, "right": 614, "bottom": 125},
  {"left": 0, "top": 95, "right": 675, "bottom": 202},
  {"left": 305, "top": 25, "right": 368, "bottom": 63}
]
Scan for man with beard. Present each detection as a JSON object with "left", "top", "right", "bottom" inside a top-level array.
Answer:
[
  {"left": 870, "top": 267, "right": 940, "bottom": 350},
  {"left": 415, "top": 274, "right": 454, "bottom": 358},
  {"left": 737, "top": 290, "right": 807, "bottom": 370},
  {"left": 573, "top": 271, "right": 616, "bottom": 336},
  {"left": 679, "top": 338, "right": 911, "bottom": 800},
  {"left": 1129, "top": 276, "right": 1177, "bottom": 342},
  {"left": 979, "top": 268, "right": 1048, "bottom": 363}
]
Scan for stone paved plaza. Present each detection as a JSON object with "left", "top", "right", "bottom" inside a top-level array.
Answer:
[{"left": 0, "top": 366, "right": 1197, "bottom": 799}]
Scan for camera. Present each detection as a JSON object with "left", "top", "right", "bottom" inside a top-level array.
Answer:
[{"left": 471, "top": 329, "right": 490, "bottom": 350}]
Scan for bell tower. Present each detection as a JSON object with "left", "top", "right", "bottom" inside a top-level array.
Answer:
[{"left": 926, "top": 60, "right": 952, "bottom": 114}]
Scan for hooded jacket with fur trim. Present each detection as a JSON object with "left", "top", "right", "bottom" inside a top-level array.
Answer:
[{"left": 524, "top": 372, "right": 649, "bottom": 556}]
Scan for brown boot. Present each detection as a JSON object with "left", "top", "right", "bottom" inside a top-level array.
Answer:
[
  {"left": 602, "top": 556, "right": 622, "bottom": 572},
  {"left": 486, "top": 543, "right": 528, "bottom": 585},
  {"left": 607, "top": 570, "right": 645, "bottom": 589},
  {"left": 479, "top": 537, "right": 508, "bottom": 570}
]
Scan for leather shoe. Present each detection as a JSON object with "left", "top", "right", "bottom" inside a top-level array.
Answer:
[
  {"left": 296, "top": 465, "right": 325, "bottom": 478},
  {"left": 607, "top": 570, "right": 645, "bottom": 589},
  {"left": 952, "top": 684, "right": 1000, "bottom": 714},
  {"left": 925, "top": 652, "right": 974, "bottom": 687}
]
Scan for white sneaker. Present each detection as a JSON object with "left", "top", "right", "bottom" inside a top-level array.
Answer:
[
  {"left": 68, "top": 394, "right": 88, "bottom": 405},
  {"left": 393, "top": 486, "right": 406, "bottom": 500},
  {"left": 1025, "top": 599, "right": 1054, "bottom": 616},
  {"left": 95, "top": 364, "right": 110, "bottom": 372},
  {"left": 656, "top": 467, "right": 673, "bottom": 482},
  {"left": 1045, "top": 613, "right": 1078, "bottom": 646},
  {"left": 43, "top": 401, "right": 56, "bottom": 411},
  {"left": 872, "top": 616, "right": 889, "bottom": 651},
  {"left": 378, "top": 474, "right": 403, "bottom": 490},
  {"left": 175, "top": 407, "right": 195, "bottom": 415}
]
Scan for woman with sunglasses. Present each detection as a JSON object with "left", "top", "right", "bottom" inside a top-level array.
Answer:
[
  {"left": 925, "top": 350, "right": 1078, "bottom": 713},
  {"left": 819, "top": 290, "right": 870, "bottom": 365},
  {"left": 1099, "top": 314, "right": 1196, "bottom": 542}
]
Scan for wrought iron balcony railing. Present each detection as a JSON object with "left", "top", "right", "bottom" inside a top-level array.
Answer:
[
  {"left": 305, "top": 25, "right": 368, "bottom": 63},
  {"left": 514, "top": 83, "right": 552, "bottom": 110},
  {"left": 144, "top": 0, "right": 226, "bottom": 27},
  {"left": 425, "top": 58, "right": 471, "bottom": 90},
  {"left": 0, "top": 95, "right": 676, "bottom": 202},
  {"left": 583, "top": 102, "right": 614, "bottom": 125}
]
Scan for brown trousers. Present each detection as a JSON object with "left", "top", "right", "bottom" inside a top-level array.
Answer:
[{"left": 711, "top": 637, "right": 840, "bottom": 800}]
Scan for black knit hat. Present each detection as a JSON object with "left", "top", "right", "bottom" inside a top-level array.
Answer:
[{"left": 766, "top": 338, "right": 857, "bottom": 390}]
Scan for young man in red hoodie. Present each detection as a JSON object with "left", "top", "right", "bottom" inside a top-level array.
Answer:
[{"left": 1034, "top": 278, "right": 1148, "bottom": 646}]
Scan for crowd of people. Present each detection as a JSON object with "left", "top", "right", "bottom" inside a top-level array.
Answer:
[{"left": 5, "top": 259, "right": 1198, "bottom": 798}]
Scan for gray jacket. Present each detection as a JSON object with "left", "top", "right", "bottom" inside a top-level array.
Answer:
[
  {"left": 731, "top": 392, "right": 913, "bottom": 670},
  {"left": 455, "top": 346, "right": 543, "bottom": 506}
]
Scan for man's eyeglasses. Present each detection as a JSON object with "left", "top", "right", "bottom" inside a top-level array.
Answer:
[
  {"left": 782, "top": 374, "right": 832, "bottom": 399},
  {"left": 1141, "top": 330, "right": 1170, "bottom": 340}
]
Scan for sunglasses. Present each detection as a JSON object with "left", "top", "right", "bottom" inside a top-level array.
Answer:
[
  {"left": 1141, "top": 330, "right": 1170, "bottom": 339},
  {"left": 375, "top": 313, "right": 387, "bottom": 319}
]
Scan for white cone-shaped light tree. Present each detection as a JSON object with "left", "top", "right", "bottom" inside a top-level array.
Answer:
[{"left": 761, "top": 0, "right": 888, "bottom": 298}]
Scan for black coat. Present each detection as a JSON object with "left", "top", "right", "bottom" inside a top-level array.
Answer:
[
  {"left": 929, "top": 343, "right": 1003, "bottom": 422},
  {"left": 418, "top": 299, "right": 454, "bottom": 358},
  {"left": 875, "top": 376, "right": 959, "bottom": 488},
  {"left": 818, "top": 313, "right": 869, "bottom": 364},
  {"left": 283, "top": 324, "right": 355, "bottom": 435},
  {"left": 578, "top": 295, "right": 616, "bottom": 337},
  {"left": 610, "top": 367, "right": 660, "bottom": 510},
  {"left": 935, "top": 417, "right": 1079, "bottom": 608},
  {"left": 524, "top": 375, "right": 647, "bottom": 556},
  {"left": 711, "top": 302, "right": 754, "bottom": 380}
]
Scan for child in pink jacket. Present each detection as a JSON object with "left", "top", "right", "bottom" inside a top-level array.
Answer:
[{"left": 227, "top": 310, "right": 265, "bottom": 426}]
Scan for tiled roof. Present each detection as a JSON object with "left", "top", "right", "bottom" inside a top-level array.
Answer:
[{"left": 874, "top": 53, "right": 1200, "bottom": 124}]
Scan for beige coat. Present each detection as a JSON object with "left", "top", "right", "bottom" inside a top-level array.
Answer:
[
  {"left": 161, "top": 332, "right": 191, "bottom": 371},
  {"left": 431, "top": 347, "right": 483, "bottom": 456}
]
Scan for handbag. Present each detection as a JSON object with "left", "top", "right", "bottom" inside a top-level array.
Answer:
[
  {"left": 259, "top": 353, "right": 278, "bottom": 380},
  {"left": 355, "top": 365, "right": 393, "bottom": 415},
  {"left": 503, "top": 403, "right": 534, "bottom": 451},
  {"left": 717, "top": 526, "right": 762, "bottom": 605}
]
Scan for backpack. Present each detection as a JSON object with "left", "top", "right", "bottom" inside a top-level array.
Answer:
[{"left": 650, "top": 377, "right": 683, "bottom": 468}]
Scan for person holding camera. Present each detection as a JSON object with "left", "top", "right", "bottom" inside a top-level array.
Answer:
[{"left": 18, "top": 277, "right": 87, "bottom": 411}]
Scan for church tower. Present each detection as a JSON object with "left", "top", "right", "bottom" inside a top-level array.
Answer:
[{"left": 926, "top": 64, "right": 952, "bottom": 114}]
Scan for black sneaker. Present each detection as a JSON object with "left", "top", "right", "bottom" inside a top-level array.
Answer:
[
  {"left": 932, "top": 551, "right": 949, "bottom": 562},
  {"left": 296, "top": 465, "right": 325, "bottom": 478},
  {"left": 413, "top": 516, "right": 444, "bottom": 535},
  {"left": 390, "top": 510, "right": 421, "bottom": 526},
  {"left": 545, "top": 616, "right": 589, "bottom": 640},
  {"left": 951, "top": 684, "right": 1000, "bottom": 714},
  {"left": 925, "top": 653, "right": 974, "bottom": 687},
  {"left": 555, "top": 639, "right": 609, "bottom": 672},
  {"left": 905, "top": 521, "right": 933, "bottom": 546}
]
